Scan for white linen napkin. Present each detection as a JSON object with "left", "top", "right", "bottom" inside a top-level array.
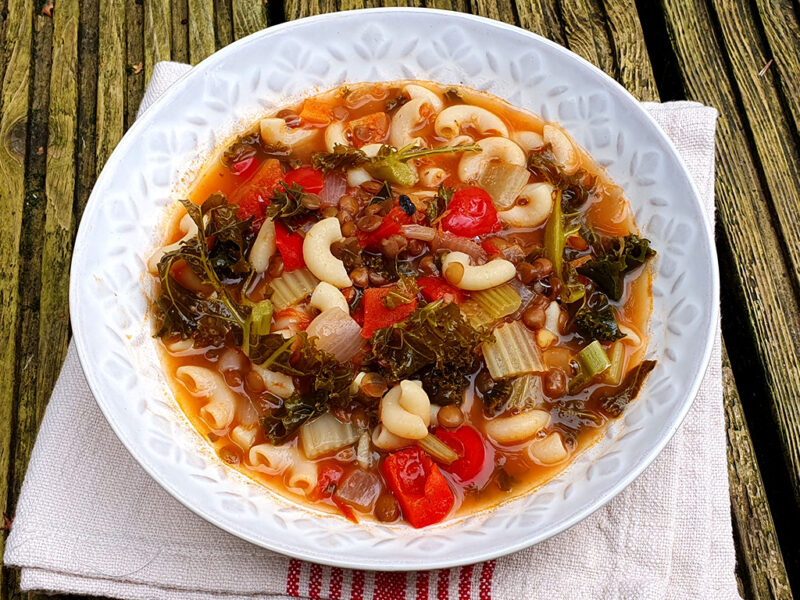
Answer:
[{"left": 4, "top": 62, "right": 739, "bottom": 600}]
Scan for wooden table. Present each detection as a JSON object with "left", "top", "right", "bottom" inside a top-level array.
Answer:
[{"left": 0, "top": 1, "right": 797, "bottom": 598}]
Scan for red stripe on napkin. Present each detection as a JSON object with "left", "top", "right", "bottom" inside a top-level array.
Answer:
[
  {"left": 416, "top": 571, "right": 429, "bottom": 600},
  {"left": 329, "top": 567, "right": 343, "bottom": 600},
  {"left": 437, "top": 569, "right": 450, "bottom": 600},
  {"left": 309, "top": 563, "right": 323, "bottom": 599},
  {"left": 478, "top": 561, "right": 495, "bottom": 600},
  {"left": 351, "top": 570, "right": 366, "bottom": 600},
  {"left": 375, "top": 572, "right": 406, "bottom": 600},
  {"left": 458, "top": 565, "right": 474, "bottom": 600},
  {"left": 286, "top": 558, "right": 302, "bottom": 597}
]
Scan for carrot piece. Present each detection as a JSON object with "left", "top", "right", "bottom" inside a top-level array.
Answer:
[
  {"left": 348, "top": 111, "right": 390, "bottom": 146},
  {"left": 299, "top": 98, "right": 333, "bottom": 125}
]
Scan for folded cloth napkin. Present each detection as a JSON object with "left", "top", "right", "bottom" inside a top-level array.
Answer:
[{"left": 4, "top": 62, "right": 739, "bottom": 600}]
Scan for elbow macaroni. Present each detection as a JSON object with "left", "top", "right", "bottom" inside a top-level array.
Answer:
[
  {"left": 302, "top": 218, "right": 352, "bottom": 288},
  {"left": 442, "top": 252, "right": 516, "bottom": 291},
  {"left": 251, "top": 364, "right": 296, "bottom": 398},
  {"left": 457, "top": 136, "right": 525, "bottom": 183},
  {"left": 372, "top": 424, "right": 413, "bottom": 451},
  {"left": 249, "top": 220, "right": 276, "bottom": 273},
  {"left": 249, "top": 444, "right": 296, "bottom": 475},
  {"left": 390, "top": 97, "right": 431, "bottom": 148},
  {"left": 379, "top": 380, "right": 431, "bottom": 440},
  {"left": 497, "top": 182, "right": 555, "bottom": 228},
  {"left": 484, "top": 409, "right": 550, "bottom": 444},
  {"left": 286, "top": 459, "right": 318, "bottom": 496},
  {"left": 324, "top": 120, "right": 348, "bottom": 152},
  {"left": 147, "top": 213, "right": 197, "bottom": 274},
  {"left": 310, "top": 281, "right": 349, "bottom": 314},
  {"left": 528, "top": 432, "right": 569, "bottom": 465},
  {"left": 434, "top": 105, "right": 508, "bottom": 139},
  {"left": 260, "top": 117, "right": 318, "bottom": 148},
  {"left": 176, "top": 366, "right": 237, "bottom": 431},
  {"left": 542, "top": 124, "right": 579, "bottom": 174},
  {"left": 231, "top": 424, "right": 259, "bottom": 451}
]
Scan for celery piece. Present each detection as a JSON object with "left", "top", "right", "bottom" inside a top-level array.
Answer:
[
  {"left": 604, "top": 341, "right": 625, "bottom": 386},
  {"left": 418, "top": 433, "right": 458, "bottom": 465}
]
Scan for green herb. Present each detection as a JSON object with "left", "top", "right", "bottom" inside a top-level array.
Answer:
[
  {"left": 260, "top": 334, "right": 354, "bottom": 443},
  {"left": 366, "top": 143, "right": 481, "bottom": 186},
  {"left": 312, "top": 144, "right": 369, "bottom": 173},
  {"left": 527, "top": 143, "right": 595, "bottom": 209},
  {"left": 596, "top": 360, "right": 657, "bottom": 417},
  {"left": 577, "top": 234, "right": 656, "bottom": 301},
  {"left": 568, "top": 340, "right": 611, "bottom": 394},
  {"left": 385, "top": 94, "right": 408, "bottom": 112},
  {"left": 266, "top": 182, "right": 318, "bottom": 231},
  {"left": 222, "top": 132, "right": 295, "bottom": 168},
  {"left": 370, "top": 301, "right": 492, "bottom": 404},
  {"left": 444, "top": 87, "right": 464, "bottom": 103},
  {"left": 482, "top": 378, "right": 512, "bottom": 416},
  {"left": 382, "top": 276, "right": 420, "bottom": 310},
  {"left": 543, "top": 189, "right": 585, "bottom": 304},
  {"left": 426, "top": 183, "right": 455, "bottom": 224},
  {"left": 369, "top": 180, "right": 394, "bottom": 204},
  {"left": 573, "top": 292, "right": 624, "bottom": 342}
]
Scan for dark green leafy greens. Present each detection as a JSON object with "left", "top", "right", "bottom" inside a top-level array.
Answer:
[
  {"left": 222, "top": 133, "right": 296, "bottom": 168},
  {"left": 577, "top": 234, "right": 656, "bottom": 301},
  {"left": 481, "top": 379, "right": 512, "bottom": 416},
  {"left": 266, "top": 182, "right": 319, "bottom": 232},
  {"left": 527, "top": 143, "right": 595, "bottom": 209},
  {"left": 312, "top": 144, "right": 369, "bottom": 173},
  {"left": 426, "top": 184, "right": 455, "bottom": 224},
  {"left": 573, "top": 291, "right": 624, "bottom": 342},
  {"left": 595, "top": 360, "right": 657, "bottom": 417},
  {"left": 260, "top": 334, "right": 354, "bottom": 443},
  {"left": 370, "top": 300, "right": 492, "bottom": 404}
]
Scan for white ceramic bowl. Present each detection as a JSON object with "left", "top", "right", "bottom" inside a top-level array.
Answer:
[{"left": 70, "top": 8, "right": 718, "bottom": 569}]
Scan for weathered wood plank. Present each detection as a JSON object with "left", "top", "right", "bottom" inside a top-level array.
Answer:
[
  {"left": 708, "top": 0, "right": 800, "bottom": 508},
  {"left": 144, "top": 0, "right": 171, "bottom": 83},
  {"left": 97, "top": 0, "right": 127, "bottom": 172},
  {"left": 559, "top": 0, "right": 616, "bottom": 78},
  {"left": 0, "top": 0, "right": 34, "bottom": 593},
  {"left": 188, "top": 0, "right": 216, "bottom": 63},
  {"left": 423, "top": 0, "right": 468, "bottom": 11},
  {"left": 285, "top": 0, "right": 336, "bottom": 19},
  {"left": 516, "top": 0, "right": 566, "bottom": 44},
  {"left": 75, "top": 0, "right": 100, "bottom": 219},
  {"left": 213, "top": 0, "right": 234, "bottom": 49},
  {"left": 171, "top": 0, "right": 189, "bottom": 63},
  {"left": 661, "top": 0, "right": 800, "bottom": 507},
  {"left": 125, "top": 0, "right": 144, "bottom": 129},
  {"left": 601, "top": 0, "right": 658, "bottom": 100},
  {"left": 232, "top": 0, "right": 267, "bottom": 39},
  {"left": 723, "top": 343, "right": 793, "bottom": 599},
  {"left": 753, "top": 0, "right": 800, "bottom": 141},
  {"left": 470, "top": 0, "right": 518, "bottom": 24}
]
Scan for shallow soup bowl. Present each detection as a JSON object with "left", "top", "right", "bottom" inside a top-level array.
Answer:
[{"left": 69, "top": 8, "right": 718, "bottom": 569}]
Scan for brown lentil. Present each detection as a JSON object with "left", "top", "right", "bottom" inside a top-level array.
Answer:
[
  {"left": 368, "top": 270, "right": 390, "bottom": 286},
  {"left": 516, "top": 261, "right": 536, "bottom": 284},
  {"left": 543, "top": 368, "right": 567, "bottom": 398},
  {"left": 437, "top": 404, "right": 465, "bottom": 428},
  {"left": 407, "top": 239, "right": 424, "bottom": 256},
  {"left": 361, "top": 180, "right": 383, "bottom": 194},
  {"left": 244, "top": 370, "right": 266, "bottom": 394},
  {"left": 357, "top": 214, "right": 383, "bottom": 232},
  {"left": 475, "top": 370, "right": 494, "bottom": 395},
  {"left": 375, "top": 493, "right": 401, "bottom": 522},
  {"left": 341, "top": 221, "right": 357, "bottom": 237},
  {"left": 339, "top": 194, "right": 359, "bottom": 214},
  {"left": 360, "top": 372, "right": 388, "bottom": 398},
  {"left": 300, "top": 193, "right": 322, "bottom": 210},
  {"left": 380, "top": 234, "right": 407, "bottom": 259},
  {"left": 350, "top": 267, "right": 369, "bottom": 288},
  {"left": 522, "top": 305, "right": 546, "bottom": 330},
  {"left": 530, "top": 257, "right": 554, "bottom": 280},
  {"left": 351, "top": 407, "right": 370, "bottom": 430},
  {"left": 321, "top": 206, "right": 338, "bottom": 219},
  {"left": 418, "top": 255, "right": 438, "bottom": 276}
]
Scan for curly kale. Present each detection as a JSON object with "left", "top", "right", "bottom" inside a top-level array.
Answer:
[
  {"left": 573, "top": 291, "right": 624, "bottom": 342},
  {"left": 595, "top": 360, "right": 657, "bottom": 417},
  {"left": 577, "top": 234, "right": 656, "bottom": 301}
]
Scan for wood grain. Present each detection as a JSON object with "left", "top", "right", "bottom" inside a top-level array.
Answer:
[
  {"left": 188, "top": 0, "right": 216, "bottom": 63},
  {"left": 214, "top": 0, "right": 234, "bottom": 49},
  {"left": 0, "top": 0, "right": 34, "bottom": 591},
  {"left": 172, "top": 0, "right": 190, "bottom": 63},
  {"left": 663, "top": 0, "right": 800, "bottom": 509},
  {"left": 516, "top": 0, "right": 566, "bottom": 44},
  {"left": 144, "top": 0, "right": 172, "bottom": 83},
  {"left": 470, "top": 0, "right": 518, "bottom": 24},
  {"left": 602, "top": 0, "right": 658, "bottom": 101},
  {"left": 559, "top": 0, "right": 616, "bottom": 78},
  {"left": 724, "top": 344, "right": 793, "bottom": 599},
  {"left": 285, "top": 0, "right": 336, "bottom": 19},
  {"left": 97, "top": 0, "right": 127, "bottom": 172},
  {"left": 125, "top": 0, "right": 145, "bottom": 128},
  {"left": 232, "top": 0, "right": 268, "bottom": 39}
]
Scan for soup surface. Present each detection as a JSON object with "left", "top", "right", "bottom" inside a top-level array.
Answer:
[{"left": 150, "top": 81, "right": 656, "bottom": 528}]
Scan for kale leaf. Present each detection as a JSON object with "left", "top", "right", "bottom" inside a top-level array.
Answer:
[
  {"left": 573, "top": 292, "right": 624, "bottom": 342},
  {"left": 595, "top": 359, "right": 657, "bottom": 417},
  {"left": 527, "top": 143, "right": 595, "bottom": 209},
  {"left": 426, "top": 183, "right": 454, "bottom": 224},
  {"left": 266, "top": 182, "right": 318, "bottom": 231},
  {"left": 577, "top": 234, "right": 656, "bottom": 301},
  {"left": 312, "top": 144, "right": 369, "bottom": 173}
]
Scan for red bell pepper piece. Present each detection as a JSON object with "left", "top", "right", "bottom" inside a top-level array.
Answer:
[
  {"left": 233, "top": 158, "right": 284, "bottom": 222},
  {"left": 231, "top": 156, "right": 259, "bottom": 179},
  {"left": 284, "top": 166, "right": 325, "bottom": 195},
  {"left": 417, "top": 276, "right": 464, "bottom": 305},
  {"left": 360, "top": 286, "right": 417, "bottom": 338},
  {"left": 440, "top": 186, "right": 500, "bottom": 237},
  {"left": 357, "top": 206, "right": 413, "bottom": 249},
  {"left": 274, "top": 222, "right": 306, "bottom": 272},
  {"left": 381, "top": 447, "right": 454, "bottom": 528},
  {"left": 312, "top": 464, "right": 344, "bottom": 501},
  {"left": 434, "top": 426, "right": 493, "bottom": 487},
  {"left": 481, "top": 238, "right": 501, "bottom": 255}
]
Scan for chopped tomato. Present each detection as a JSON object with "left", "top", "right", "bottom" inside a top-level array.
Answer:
[
  {"left": 348, "top": 111, "right": 390, "bottom": 146},
  {"left": 361, "top": 286, "right": 417, "bottom": 338},
  {"left": 331, "top": 495, "right": 359, "bottom": 523},
  {"left": 231, "top": 156, "right": 258, "bottom": 179},
  {"left": 273, "top": 307, "right": 312, "bottom": 332},
  {"left": 274, "top": 222, "right": 306, "bottom": 272},
  {"left": 481, "top": 238, "right": 500, "bottom": 255},
  {"left": 417, "top": 276, "right": 464, "bottom": 305},
  {"left": 298, "top": 98, "right": 333, "bottom": 125},
  {"left": 357, "top": 206, "right": 413, "bottom": 249},
  {"left": 312, "top": 464, "right": 344, "bottom": 501},
  {"left": 434, "top": 426, "right": 493, "bottom": 487},
  {"left": 381, "top": 447, "right": 454, "bottom": 528},
  {"left": 284, "top": 166, "right": 325, "bottom": 195},
  {"left": 440, "top": 186, "right": 500, "bottom": 237},
  {"left": 232, "top": 158, "right": 284, "bottom": 223}
]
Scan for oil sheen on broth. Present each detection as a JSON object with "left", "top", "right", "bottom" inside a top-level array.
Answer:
[{"left": 151, "top": 81, "right": 657, "bottom": 528}]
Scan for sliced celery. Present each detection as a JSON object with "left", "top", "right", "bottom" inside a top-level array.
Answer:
[
  {"left": 482, "top": 321, "right": 545, "bottom": 379},
  {"left": 604, "top": 341, "right": 625, "bottom": 386},
  {"left": 270, "top": 268, "right": 319, "bottom": 310},
  {"left": 568, "top": 340, "right": 611, "bottom": 394},
  {"left": 418, "top": 433, "right": 458, "bottom": 465},
  {"left": 461, "top": 284, "right": 522, "bottom": 329}
]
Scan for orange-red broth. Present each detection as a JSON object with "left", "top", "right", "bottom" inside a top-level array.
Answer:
[{"left": 157, "top": 81, "right": 653, "bottom": 522}]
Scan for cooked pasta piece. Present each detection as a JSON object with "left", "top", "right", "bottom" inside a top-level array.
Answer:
[{"left": 175, "top": 366, "right": 237, "bottom": 430}]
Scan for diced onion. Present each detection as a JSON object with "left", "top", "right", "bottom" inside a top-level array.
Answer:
[
  {"left": 334, "top": 469, "right": 381, "bottom": 512},
  {"left": 477, "top": 161, "right": 531, "bottom": 210},
  {"left": 321, "top": 172, "right": 347, "bottom": 207},
  {"left": 305, "top": 307, "right": 365, "bottom": 363},
  {"left": 482, "top": 321, "right": 545, "bottom": 379},
  {"left": 300, "top": 412, "right": 360, "bottom": 459},
  {"left": 270, "top": 268, "right": 319, "bottom": 310},
  {"left": 432, "top": 231, "right": 487, "bottom": 264},
  {"left": 401, "top": 224, "right": 436, "bottom": 241},
  {"left": 356, "top": 431, "right": 372, "bottom": 469}
]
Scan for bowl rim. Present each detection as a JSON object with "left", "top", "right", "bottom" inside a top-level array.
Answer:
[{"left": 70, "top": 6, "right": 720, "bottom": 569}]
